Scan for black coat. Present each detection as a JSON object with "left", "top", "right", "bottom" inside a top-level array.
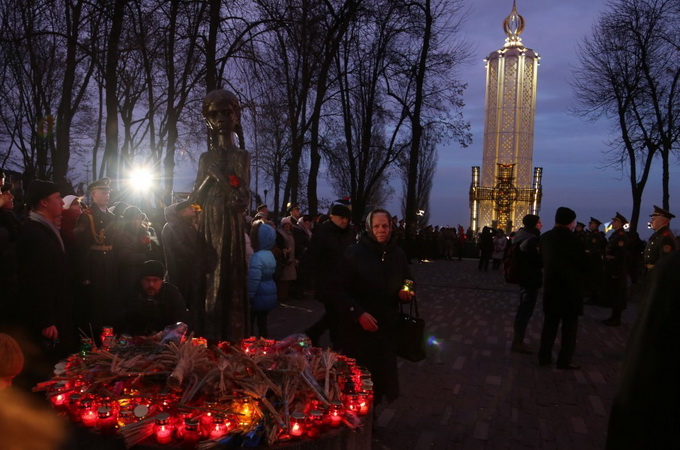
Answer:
[
  {"left": 122, "top": 283, "right": 190, "bottom": 335},
  {"left": 332, "top": 233, "right": 411, "bottom": 403},
  {"left": 606, "top": 251, "right": 680, "bottom": 449},
  {"left": 540, "top": 226, "right": 586, "bottom": 316},
  {"left": 303, "top": 220, "right": 356, "bottom": 300},
  {"left": 17, "top": 217, "right": 75, "bottom": 352},
  {"left": 513, "top": 227, "right": 542, "bottom": 289},
  {"left": 161, "top": 209, "right": 202, "bottom": 301}
]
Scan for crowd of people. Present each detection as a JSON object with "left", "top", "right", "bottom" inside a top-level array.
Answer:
[{"left": 1, "top": 165, "right": 678, "bottom": 446}]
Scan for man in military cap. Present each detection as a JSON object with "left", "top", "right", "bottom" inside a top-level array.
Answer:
[
  {"left": 584, "top": 217, "right": 606, "bottom": 304},
  {"left": 643, "top": 205, "right": 675, "bottom": 270},
  {"left": 601, "top": 213, "right": 629, "bottom": 326},
  {"left": 574, "top": 222, "right": 587, "bottom": 247},
  {"left": 75, "top": 177, "right": 118, "bottom": 337}
]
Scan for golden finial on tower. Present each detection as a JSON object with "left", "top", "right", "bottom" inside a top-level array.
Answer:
[{"left": 503, "top": 0, "right": 525, "bottom": 47}]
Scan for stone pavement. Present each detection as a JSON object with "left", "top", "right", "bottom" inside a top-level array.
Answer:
[{"left": 268, "top": 259, "right": 639, "bottom": 450}]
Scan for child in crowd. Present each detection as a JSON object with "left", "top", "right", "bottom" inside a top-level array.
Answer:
[{"left": 247, "top": 221, "right": 279, "bottom": 337}]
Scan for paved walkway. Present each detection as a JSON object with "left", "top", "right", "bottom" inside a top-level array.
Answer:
[{"left": 268, "top": 259, "right": 638, "bottom": 450}]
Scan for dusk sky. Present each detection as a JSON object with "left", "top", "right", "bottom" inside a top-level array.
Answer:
[
  {"left": 170, "top": 1, "right": 679, "bottom": 238},
  {"left": 419, "top": 0, "right": 680, "bottom": 238}
]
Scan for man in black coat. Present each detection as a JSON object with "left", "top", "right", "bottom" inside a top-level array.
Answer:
[
  {"left": 537, "top": 207, "right": 586, "bottom": 370},
  {"left": 511, "top": 214, "right": 542, "bottom": 354},
  {"left": 303, "top": 204, "right": 356, "bottom": 347},
  {"left": 75, "top": 177, "right": 118, "bottom": 336},
  {"left": 15, "top": 180, "right": 75, "bottom": 389},
  {"left": 122, "top": 260, "right": 190, "bottom": 336},
  {"left": 161, "top": 201, "right": 202, "bottom": 308},
  {"left": 606, "top": 250, "right": 680, "bottom": 449}
]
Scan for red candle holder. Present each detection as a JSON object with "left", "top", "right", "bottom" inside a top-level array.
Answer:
[
  {"left": 328, "top": 401, "right": 343, "bottom": 428},
  {"left": 100, "top": 326, "right": 115, "bottom": 349},
  {"left": 209, "top": 414, "right": 228, "bottom": 440},
  {"left": 289, "top": 412, "right": 306, "bottom": 438},
  {"left": 117, "top": 408, "right": 135, "bottom": 429},
  {"left": 191, "top": 337, "right": 207, "bottom": 348},
  {"left": 154, "top": 413, "right": 174, "bottom": 445},
  {"left": 49, "top": 382, "right": 68, "bottom": 409},
  {"left": 67, "top": 393, "right": 83, "bottom": 422},
  {"left": 79, "top": 399, "right": 97, "bottom": 427},
  {"left": 180, "top": 417, "right": 200, "bottom": 444},
  {"left": 306, "top": 410, "right": 323, "bottom": 438},
  {"left": 343, "top": 393, "right": 360, "bottom": 414},
  {"left": 97, "top": 406, "right": 117, "bottom": 435}
]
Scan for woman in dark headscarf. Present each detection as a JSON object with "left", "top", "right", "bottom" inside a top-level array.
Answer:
[{"left": 332, "top": 208, "right": 414, "bottom": 405}]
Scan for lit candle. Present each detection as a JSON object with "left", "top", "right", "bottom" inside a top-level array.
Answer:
[
  {"left": 343, "top": 393, "right": 359, "bottom": 414},
  {"left": 192, "top": 337, "right": 207, "bottom": 348},
  {"left": 209, "top": 414, "right": 228, "bottom": 440},
  {"left": 117, "top": 408, "right": 134, "bottom": 429},
  {"left": 100, "top": 326, "right": 115, "bottom": 349},
  {"left": 329, "top": 401, "right": 343, "bottom": 428},
  {"left": 401, "top": 279, "right": 414, "bottom": 292},
  {"left": 289, "top": 412, "right": 306, "bottom": 438},
  {"left": 154, "top": 413, "right": 174, "bottom": 445},
  {"left": 67, "top": 393, "right": 83, "bottom": 422},
  {"left": 80, "top": 399, "right": 97, "bottom": 427}
]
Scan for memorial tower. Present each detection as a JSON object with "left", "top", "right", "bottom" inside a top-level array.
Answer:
[{"left": 469, "top": 1, "right": 542, "bottom": 233}]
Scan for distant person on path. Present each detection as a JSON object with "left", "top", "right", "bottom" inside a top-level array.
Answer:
[
  {"left": 510, "top": 214, "right": 542, "bottom": 354},
  {"left": 491, "top": 229, "right": 507, "bottom": 270},
  {"left": 601, "top": 213, "right": 629, "bottom": 326},
  {"left": 606, "top": 250, "right": 680, "bottom": 449},
  {"left": 332, "top": 208, "right": 413, "bottom": 406},
  {"left": 477, "top": 226, "right": 494, "bottom": 272},
  {"left": 537, "top": 207, "right": 586, "bottom": 370}
]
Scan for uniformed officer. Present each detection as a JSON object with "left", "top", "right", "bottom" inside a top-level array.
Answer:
[
  {"left": 584, "top": 217, "right": 606, "bottom": 304},
  {"left": 602, "top": 213, "right": 629, "bottom": 326},
  {"left": 643, "top": 205, "right": 675, "bottom": 270},
  {"left": 75, "top": 178, "right": 119, "bottom": 337},
  {"left": 574, "top": 222, "right": 587, "bottom": 246}
]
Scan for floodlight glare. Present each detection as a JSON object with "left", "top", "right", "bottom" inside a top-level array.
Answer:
[{"left": 129, "top": 167, "right": 153, "bottom": 191}]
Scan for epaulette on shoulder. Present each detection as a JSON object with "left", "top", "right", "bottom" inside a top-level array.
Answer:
[{"left": 662, "top": 230, "right": 671, "bottom": 237}]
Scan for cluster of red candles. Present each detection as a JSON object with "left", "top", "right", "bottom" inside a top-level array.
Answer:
[{"left": 42, "top": 332, "right": 373, "bottom": 447}]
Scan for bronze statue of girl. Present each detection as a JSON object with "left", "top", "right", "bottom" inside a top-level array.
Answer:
[{"left": 192, "top": 89, "right": 250, "bottom": 341}]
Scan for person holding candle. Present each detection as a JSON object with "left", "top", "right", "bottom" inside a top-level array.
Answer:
[{"left": 332, "top": 208, "right": 414, "bottom": 407}]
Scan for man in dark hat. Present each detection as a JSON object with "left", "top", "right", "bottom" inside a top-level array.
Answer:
[
  {"left": 17, "top": 180, "right": 76, "bottom": 363},
  {"left": 75, "top": 177, "right": 118, "bottom": 337},
  {"left": 643, "top": 205, "right": 675, "bottom": 270},
  {"left": 538, "top": 207, "right": 586, "bottom": 370},
  {"left": 303, "top": 203, "right": 356, "bottom": 347},
  {"left": 601, "top": 213, "right": 629, "bottom": 326},
  {"left": 161, "top": 200, "right": 202, "bottom": 321},
  {"left": 574, "top": 221, "right": 587, "bottom": 246},
  {"left": 583, "top": 217, "right": 606, "bottom": 304},
  {"left": 121, "top": 260, "right": 190, "bottom": 335}
]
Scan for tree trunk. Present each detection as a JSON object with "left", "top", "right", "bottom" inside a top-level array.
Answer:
[
  {"left": 102, "top": 0, "right": 126, "bottom": 182},
  {"left": 405, "top": 0, "right": 432, "bottom": 230},
  {"left": 205, "top": 0, "right": 220, "bottom": 92}
]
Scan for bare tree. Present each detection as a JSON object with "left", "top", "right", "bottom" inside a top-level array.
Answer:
[
  {"left": 400, "top": 130, "right": 438, "bottom": 225},
  {"left": 386, "top": 0, "right": 471, "bottom": 230},
  {"left": 573, "top": 0, "right": 680, "bottom": 231}
]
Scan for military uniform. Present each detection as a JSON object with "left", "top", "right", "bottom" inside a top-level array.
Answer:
[
  {"left": 75, "top": 178, "right": 119, "bottom": 335},
  {"left": 584, "top": 224, "right": 606, "bottom": 302},
  {"left": 602, "top": 213, "right": 629, "bottom": 325},
  {"left": 644, "top": 226, "right": 675, "bottom": 269}
]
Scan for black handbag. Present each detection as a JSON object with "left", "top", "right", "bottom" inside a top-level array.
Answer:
[{"left": 396, "top": 295, "right": 427, "bottom": 362}]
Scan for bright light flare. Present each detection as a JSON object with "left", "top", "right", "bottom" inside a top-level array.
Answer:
[{"left": 128, "top": 167, "right": 153, "bottom": 191}]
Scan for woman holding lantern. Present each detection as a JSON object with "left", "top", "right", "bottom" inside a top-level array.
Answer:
[{"left": 332, "top": 208, "right": 414, "bottom": 406}]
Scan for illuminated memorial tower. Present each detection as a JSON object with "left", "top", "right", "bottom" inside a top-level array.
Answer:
[{"left": 469, "top": 1, "right": 542, "bottom": 233}]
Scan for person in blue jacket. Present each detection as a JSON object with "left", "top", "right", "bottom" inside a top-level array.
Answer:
[{"left": 247, "top": 221, "right": 278, "bottom": 338}]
